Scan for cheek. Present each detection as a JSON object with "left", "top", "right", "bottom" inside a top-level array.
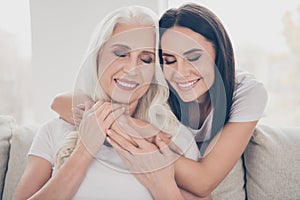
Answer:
[
  {"left": 162, "top": 66, "right": 174, "bottom": 81},
  {"left": 140, "top": 65, "right": 155, "bottom": 82},
  {"left": 196, "top": 57, "right": 215, "bottom": 76}
]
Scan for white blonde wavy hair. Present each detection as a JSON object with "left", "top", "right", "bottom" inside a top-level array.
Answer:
[{"left": 55, "top": 5, "right": 180, "bottom": 169}]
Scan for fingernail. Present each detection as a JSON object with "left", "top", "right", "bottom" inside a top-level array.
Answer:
[
  {"left": 106, "top": 129, "right": 112, "bottom": 135},
  {"left": 106, "top": 137, "right": 111, "bottom": 143},
  {"left": 118, "top": 121, "right": 125, "bottom": 127}
]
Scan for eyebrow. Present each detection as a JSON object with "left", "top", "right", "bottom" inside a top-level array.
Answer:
[
  {"left": 111, "top": 44, "right": 155, "bottom": 55},
  {"left": 141, "top": 50, "right": 155, "bottom": 55},
  {"left": 183, "top": 48, "right": 203, "bottom": 56},
  {"left": 162, "top": 49, "right": 203, "bottom": 57},
  {"left": 111, "top": 44, "right": 131, "bottom": 50},
  {"left": 162, "top": 53, "right": 175, "bottom": 57}
]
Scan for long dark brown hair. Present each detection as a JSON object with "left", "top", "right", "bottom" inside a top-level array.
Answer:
[{"left": 159, "top": 3, "right": 235, "bottom": 153}]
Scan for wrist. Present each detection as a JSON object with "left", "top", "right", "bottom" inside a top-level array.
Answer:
[
  {"left": 73, "top": 141, "right": 94, "bottom": 162},
  {"left": 150, "top": 181, "right": 183, "bottom": 200}
]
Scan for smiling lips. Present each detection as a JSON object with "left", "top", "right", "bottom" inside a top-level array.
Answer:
[
  {"left": 176, "top": 78, "right": 201, "bottom": 90},
  {"left": 115, "top": 78, "right": 139, "bottom": 90}
]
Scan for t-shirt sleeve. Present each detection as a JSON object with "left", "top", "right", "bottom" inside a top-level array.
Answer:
[
  {"left": 229, "top": 71, "right": 268, "bottom": 122},
  {"left": 28, "top": 122, "right": 55, "bottom": 165},
  {"left": 28, "top": 118, "right": 74, "bottom": 166}
]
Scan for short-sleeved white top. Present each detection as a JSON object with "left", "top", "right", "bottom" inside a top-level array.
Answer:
[
  {"left": 29, "top": 118, "right": 199, "bottom": 200},
  {"left": 189, "top": 69, "right": 268, "bottom": 142}
]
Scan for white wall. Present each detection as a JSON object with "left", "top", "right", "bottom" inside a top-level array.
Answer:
[{"left": 30, "top": 0, "right": 167, "bottom": 123}]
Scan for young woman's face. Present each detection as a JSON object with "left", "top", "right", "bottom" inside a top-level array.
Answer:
[
  {"left": 98, "top": 23, "right": 156, "bottom": 104},
  {"left": 161, "top": 26, "right": 216, "bottom": 102}
]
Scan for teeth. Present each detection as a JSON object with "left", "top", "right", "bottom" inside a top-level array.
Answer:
[
  {"left": 178, "top": 79, "right": 198, "bottom": 88},
  {"left": 116, "top": 79, "right": 138, "bottom": 88}
]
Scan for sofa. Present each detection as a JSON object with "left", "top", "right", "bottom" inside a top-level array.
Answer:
[{"left": 0, "top": 115, "right": 299, "bottom": 200}]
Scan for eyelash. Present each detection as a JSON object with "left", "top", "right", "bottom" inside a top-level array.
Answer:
[
  {"left": 163, "top": 55, "right": 201, "bottom": 65},
  {"left": 113, "top": 50, "right": 127, "bottom": 57},
  {"left": 187, "top": 55, "right": 201, "bottom": 62},
  {"left": 164, "top": 59, "right": 176, "bottom": 65},
  {"left": 113, "top": 51, "right": 153, "bottom": 64},
  {"left": 141, "top": 57, "right": 153, "bottom": 64}
]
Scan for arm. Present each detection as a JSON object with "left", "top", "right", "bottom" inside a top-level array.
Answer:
[
  {"left": 51, "top": 92, "right": 93, "bottom": 124},
  {"left": 174, "top": 121, "right": 257, "bottom": 197},
  {"left": 14, "top": 101, "right": 122, "bottom": 199},
  {"left": 13, "top": 156, "right": 52, "bottom": 200},
  {"left": 13, "top": 142, "right": 93, "bottom": 200}
]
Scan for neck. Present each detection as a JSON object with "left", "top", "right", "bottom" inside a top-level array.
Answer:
[
  {"left": 188, "top": 93, "right": 212, "bottom": 129},
  {"left": 127, "top": 100, "right": 139, "bottom": 116}
]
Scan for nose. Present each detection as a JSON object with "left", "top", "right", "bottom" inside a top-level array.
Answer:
[
  {"left": 176, "top": 57, "right": 191, "bottom": 77},
  {"left": 122, "top": 55, "right": 138, "bottom": 75}
]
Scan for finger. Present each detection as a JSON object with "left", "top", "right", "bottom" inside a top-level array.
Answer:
[
  {"left": 106, "top": 137, "right": 131, "bottom": 157},
  {"left": 73, "top": 114, "right": 82, "bottom": 124},
  {"left": 91, "top": 100, "right": 105, "bottom": 111},
  {"left": 159, "top": 132, "right": 172, "bottom": 140},
  {"left": 103, "top": 107, "right": 126, "bottom": 129},
  {"left": 85, "top": 101, "right": 95, "bottom": 110},
  {"left": 110, "top": 123, "right": 140, "bottom": 148},
  {"left": 97, "top": 103, "right": 124, "bottom": 122},
  {"left": 131, "top": 137, "right": 156, "bottom": 150},
  {"left": 84, "top": 101, "right": 93, "bottom": 111},
  {"left": 73, "top": 106, "right": 84, "bottom": 116},
  {"left": 155, "top": 135, "right": 168, "bottom": 153},
  {"left": 154, "top": 135, "right": 182, "bottom": 157},
  {"left": 106, "top": 129, "right": 138, "bottom": 154},
  {"left": 76, "top": 103, "right": 85, "bottom": 110}
]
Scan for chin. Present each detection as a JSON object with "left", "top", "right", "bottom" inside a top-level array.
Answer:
[{"left": 178, "top": 94, "right": 197, "bottom": 103}]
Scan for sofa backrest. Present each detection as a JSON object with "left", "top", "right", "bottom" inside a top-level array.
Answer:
[
  {"left": 2, "top": 124, "right": 38, "bottom": 200},
  {"left": 1, "top": 115, "right": 299, "bottom": 200},
  {"left": 244, "top": 125, "right": 300, "bottom": 200},
  {"left": 0, "top": 116, "right": 15, "bottom": 200}
]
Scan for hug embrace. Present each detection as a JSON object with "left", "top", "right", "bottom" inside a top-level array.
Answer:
[{"left": 13, "top": 3, "right": 267, "bottom": 200}]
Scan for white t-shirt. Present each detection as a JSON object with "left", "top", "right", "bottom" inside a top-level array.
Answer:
[
  {"left": 189, "top": 70, "right": 268, "bottom": 142},
  {"left": 29, "top": 118, "right": 199, "bottom": 200}
]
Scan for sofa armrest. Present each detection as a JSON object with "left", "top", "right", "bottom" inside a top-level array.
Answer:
[
  {"left": 244, "top": 125, "right": 300, "bottom": 200},
  {"left": 2, "top": 124, "right": 39, "bottom": 200},
  {"left": 0, "top": 116, "right": 15, "bottom": 200}
]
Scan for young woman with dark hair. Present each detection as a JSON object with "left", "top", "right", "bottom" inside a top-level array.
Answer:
[{"left": 107, "top": 3, "right": 267, "bottom": 199}]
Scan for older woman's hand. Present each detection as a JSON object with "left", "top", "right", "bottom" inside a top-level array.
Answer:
[{"left": 78, "top": 101, "right": 125, "bottom": 156}]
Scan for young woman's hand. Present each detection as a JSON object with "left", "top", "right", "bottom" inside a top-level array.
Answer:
[
  {"left": 78, "top": 101, "right": 125, "bottom": 156},
  {"left": 72, "top": 103, "right": 86, "bottom": 125},
  {"left": 107, "top": 129, "right": 185, "bottom": 199}
]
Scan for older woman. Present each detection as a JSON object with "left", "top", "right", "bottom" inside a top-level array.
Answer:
[{"left": 13, "top": 6, "right": 198, "bottom": 200}]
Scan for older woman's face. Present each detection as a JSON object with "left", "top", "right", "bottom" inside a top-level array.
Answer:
[
  {"left": 98, "top": 24, "right": 156, "bottom": 104},
  {"left": 161, "top": 26, "right": 215, "bottom": 103}
]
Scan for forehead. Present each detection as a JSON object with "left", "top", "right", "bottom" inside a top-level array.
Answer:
[
  {"left": 108, "top": 24, "right": 156, "bottom": 50},
  {"left": 160, "top": 26, "right": 213, "bottom": 55}
]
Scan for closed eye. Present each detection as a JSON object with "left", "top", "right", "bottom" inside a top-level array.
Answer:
[
  {"left": 163, "top": 56, "right": 176, "bottom": 65},
  {"left": 140, "top": 52, "right": 155, "bottom": 64},
  {"left": 113, "top": 50, "right": 128, "bottom": 57},
  {"left": 187, "top": 55, "right": 201, "bottom": 62}
]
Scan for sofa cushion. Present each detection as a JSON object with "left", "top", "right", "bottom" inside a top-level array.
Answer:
[
  {"left": 211, "top": 158, "right": 246, "bottom": 199},
  {"left": 244, "top": 125, "right": 300, "bottom": 200},
  {"left": 2, "top": 124, "right": 39, "bottom": 200},
  {"left": 0, "top": 116, "right": 14, "bottom": 199}
]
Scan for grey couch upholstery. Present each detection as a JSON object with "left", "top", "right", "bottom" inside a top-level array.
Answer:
[{"left": 0, "top": 115, "right": 299, "bottom": 200}]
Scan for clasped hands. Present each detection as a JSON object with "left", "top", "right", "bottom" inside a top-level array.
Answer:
[{"left": 74, "top": 100, "right": 183, "bottom": 174}]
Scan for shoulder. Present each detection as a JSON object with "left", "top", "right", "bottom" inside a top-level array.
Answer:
[
  {"left": 36, "top": 118, "right": 75, "bottom": 140},
  {"left": 29, "top": 118, "right": 75, "bottom": 164},
  {"left": 229, "top": 70, "right": 268, "bottom": 122}
]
